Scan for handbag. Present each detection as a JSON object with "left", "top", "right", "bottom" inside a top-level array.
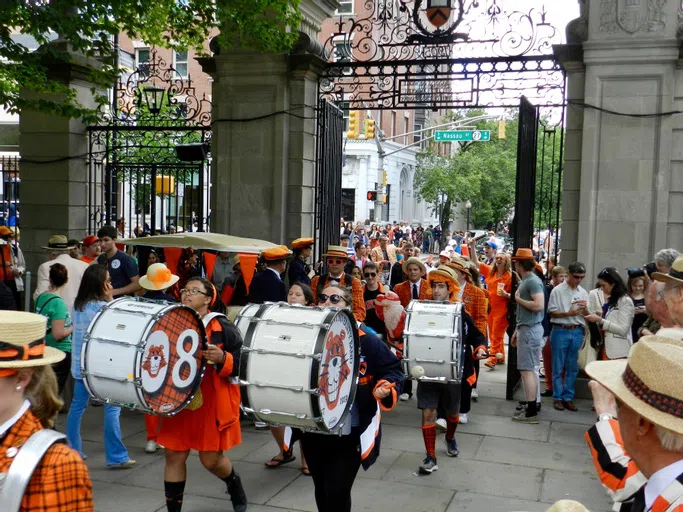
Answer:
[
  {"left": 185, "top": 388, "right": 203, "bottom": 411},
  {"left": 578, "top": 330, "right": 598, "bottom": 370}
]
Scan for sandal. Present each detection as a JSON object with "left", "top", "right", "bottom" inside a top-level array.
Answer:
[
  {"left": 301, "top": 466, "right": 311, "bottom": 476},
  {"left": 265, "top": 452, "right": 296, "bottom": 468}
]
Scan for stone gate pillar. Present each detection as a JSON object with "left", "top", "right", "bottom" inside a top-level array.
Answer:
[
  {"left": 19, "top": 41, "right": 101, "bottom": 281},
  {"left": 202, "top": 0, "right": 338, "bottom": 244},
  {"left": 556, "top": 0, "right": 681, "bottom": 277}
]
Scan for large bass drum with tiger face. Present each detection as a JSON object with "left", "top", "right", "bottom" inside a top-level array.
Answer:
[{"left": 235, "top": 302, "right": 359, "bottom": 433}]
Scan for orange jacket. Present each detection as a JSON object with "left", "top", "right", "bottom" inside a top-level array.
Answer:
[
  {"left": 393, "top": 279, "right": 432, "bottom": 308},
  {"left": 206, "top": 316, "right": 242, "bottom": 432}
]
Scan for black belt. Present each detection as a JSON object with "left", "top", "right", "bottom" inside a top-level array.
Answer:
[{"left": 551, "top": 324, "right": 585, "bottom": 331}]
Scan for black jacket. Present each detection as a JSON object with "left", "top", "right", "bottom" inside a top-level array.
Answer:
[
  {"left": 288, "top": 257, "right": 311, "bottom": 286},
  {"left": 248, "top": 268, "right": 287, "bottom": 304}
]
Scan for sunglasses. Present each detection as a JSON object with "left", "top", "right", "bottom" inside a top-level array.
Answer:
[
  {"left": 327, "top": 258, "right": 345, "bottom": 265},
  {"left": 571, "top": 274, "right": 585, "bottom": 280},
  {"left": 364, "top": 272, "right": 377, "bottom": 277},
  {"left": 598, "top": 269, "right": 610, "bottom": 280},
  {"left": 318, "top": 294, "right": 345, "bottom": 305}
]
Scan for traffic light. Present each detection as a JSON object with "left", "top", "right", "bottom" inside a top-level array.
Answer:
[
  {"left": 382, "top": 194, "right": 387, "bottom": 204},
  {"left": 364, "top": 119, "right": 376, "bottom": 139},
  {"left": 381, "top": 170, "right": 387, "bottom": 187},
  {"left": 348, "top": 110, "right": 360, "bottom": 139},
  {"left": 366, "top": 190, "right": 377, "bottom": 201},
  {"left": 498, "top": 120, "right": 506, "bottom": 139}
]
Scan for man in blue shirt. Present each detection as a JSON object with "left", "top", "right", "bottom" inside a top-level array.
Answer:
[
  {"left": 510, "top": 248, "right": 546, "bottom": 424},
  {"left": 96, "top": 225, "right": 140, "bottom": 298}
]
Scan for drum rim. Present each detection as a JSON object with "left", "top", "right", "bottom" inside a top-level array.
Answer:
[{"left": 237, "top": 303, "right": 269, "bottom": 424}]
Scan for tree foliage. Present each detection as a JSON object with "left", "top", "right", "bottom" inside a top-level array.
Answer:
[
  {"left": 413, "top": 109, "right": 519, "bottom": 232},
  {"left": 1, "top": 0, "right": 301, "bottom": 122}
]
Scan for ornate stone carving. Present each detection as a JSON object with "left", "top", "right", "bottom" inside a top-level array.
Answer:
[
  {"left": 567, "top": 0, "right": 589, "bottom": 43},
  {"left": 600, "top": 0, "right": 667, "bottom": 34}
]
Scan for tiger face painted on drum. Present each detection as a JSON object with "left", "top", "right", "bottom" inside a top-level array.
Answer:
[{"left": 319, "top": 330, "right": 351, "bottom": 409}]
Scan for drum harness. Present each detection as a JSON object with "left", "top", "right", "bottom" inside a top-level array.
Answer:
[{"left": 0, "top": 429, "right": 67, "bottom": 512}]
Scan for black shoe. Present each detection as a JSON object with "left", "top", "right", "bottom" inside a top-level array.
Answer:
[
  {"left": 540, "top": 390, "right": 553, "bottom": 397},
  {"left": 226, "top": 472, "right": 248, "bottom": 512}
]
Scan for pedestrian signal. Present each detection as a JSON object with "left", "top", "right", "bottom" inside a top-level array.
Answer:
[{"left": 366, "top": 191, "right": 377, "bottom": 201}]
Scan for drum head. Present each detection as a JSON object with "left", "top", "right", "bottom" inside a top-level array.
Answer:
[
  {"left": 315, "top": 309, "right": 359, "bottom": 431},
  {"left": 140, "top": 305, "right": 206, "bottom": 415}
]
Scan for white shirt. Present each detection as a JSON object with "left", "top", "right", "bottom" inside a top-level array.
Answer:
[
  {"left": 547, "top": 281, "right": 589, "bottom": 327},
  {"left": 0, "top": 399, "right": 30, "bottom": 438},
  {"left": 645, "top": 459, "right": 683, "bottom": 511},
  {"left": 410, "top": 279, "right": 422, "bottom": 299},
  {"left": 33, "top": 253, "right": 89, "bottom": 313}
]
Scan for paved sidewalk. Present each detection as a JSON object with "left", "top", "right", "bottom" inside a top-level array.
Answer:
[{"left": 55, "top": 366, "right": 613, "bottom": 512}]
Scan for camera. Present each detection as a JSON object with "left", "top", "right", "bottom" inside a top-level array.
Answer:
[
  {"left": 627, "top": 267, "right": 645, "bottom": 278},
  {"left": 644, "top": 262, "right": 657, "bottom": 278}
]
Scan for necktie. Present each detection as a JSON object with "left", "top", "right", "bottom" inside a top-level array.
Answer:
[{"left": 412, "top": 283, "right": 419, "bottom": 300}]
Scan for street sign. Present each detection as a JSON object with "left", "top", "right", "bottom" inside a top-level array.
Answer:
[{"left": 434, "top": 130, "right": 491, "bottom": 142}]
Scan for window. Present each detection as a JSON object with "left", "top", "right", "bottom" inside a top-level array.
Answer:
[
  {"left": 336, "top": 0, "right": 353, "bottom": 15},
  {"left": 342, "top": 188, "right": 355, "bottom": 221},
  {"left": 391, "top": 111, "right": 396, "bottom": 138},
  {"left": 414, "top": 123, "right": 423, "bottom": 146},
  {"left": 404, "top": 116, "right": 410, "bottom": 145},
  {"left": 174, "top": 50, "right": 188, "bottom": 78},
  {"left": 136, "top": 48, "right": 150, "bottom": 78}
]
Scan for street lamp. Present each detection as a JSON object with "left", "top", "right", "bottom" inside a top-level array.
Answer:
[
  {"left": 141, "top": 85, "right": 166, "bottom": 115},
  {"left": 465, "top": 200, "right": 472, "bottom": 231}
]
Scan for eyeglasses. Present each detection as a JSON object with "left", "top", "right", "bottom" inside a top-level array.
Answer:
[
  {"left": 571, "top": 274, "right": 585, "bottom": 280},
  {"left": 180, "top": 288, "right": 209, "bottom": 296},
  {"left": 364, "top": 272, "right": 377, "bottom": 278},
  {"left": 318, "top": 294, "right": 345, "bottom": 305},
  {"left": 327, "top": 258, "right": 345, "bottom": 265}
]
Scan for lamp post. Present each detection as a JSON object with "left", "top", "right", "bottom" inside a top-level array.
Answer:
[{"left": 465, "top": 200, "right": 471, "bottom": 231}]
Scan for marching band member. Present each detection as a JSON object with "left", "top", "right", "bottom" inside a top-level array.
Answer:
[
  {"left": 0, "top": 311, "right": 93, "bottom": 511},
  {"left": 311, "top": 245, "right": 366, "bottom": 323},
  {"left": 159, "top": 277, "right": 247, "bottom": 512},
  {"left": 298, "top": 284, "right": 403, "bottom": 512},
  {"left": 417, "top": 266, "right": 487, "bottom": 475},
  {"left": 249, "top": 246, "right": 290, "bottom": 304},
  {"left": 288, "top": 238, "right": 315, "bottom": 286}
]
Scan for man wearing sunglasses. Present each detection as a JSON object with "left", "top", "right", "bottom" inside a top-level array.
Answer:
[
  {"left": 248, "top": 245, "right": 290, "bottom": 304},
  {"left": 362, "top": 262, "right": 388, "bottom": 337},
  {"left": 311, "top": 245, "right": 366, "bottom": 323},
  {"left": 417, "top": 265, "right": 487, "bottom": 475}
]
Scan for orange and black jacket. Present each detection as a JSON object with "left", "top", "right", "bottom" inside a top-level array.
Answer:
[{"left": 1, "top": 409, "right": 93, "bottom": 511}]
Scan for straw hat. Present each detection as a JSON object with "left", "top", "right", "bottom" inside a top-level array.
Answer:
[
  {"left": 139, "top": 263, "right": 180, "bottom": 291},
  {"left": 652, "top": 255, "right": 683, "bottom": 287},
  {"left": 402, "top": 256, "right": 426, "bottom": 276},
  {"left": 0, "top": 311, "right": 65, "bottom": 368},
  {"left": 447, "top": 258, "right": 468, "bottom": 274},
  {"left": 232, "top": 254, "right": 241, "bottom": 267},
  {"left": 546, "top": 500, "right": 589, "bottom": 512},
  {"left": 511, "top": 248, "right": 535, "bottom": 261},
  {"left": 585, "top": 336, "right": 683, "bottom": 435},
  {"left": 323, "top": 245, "right": 349, "bottom": 259},
  {"left": 41, "top": 234, "right": 75, "bottom": 251},
  {"left": 427, "top": 265, "right": 460, "bottom": 300}
]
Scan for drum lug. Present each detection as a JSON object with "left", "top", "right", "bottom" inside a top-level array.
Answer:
[
  {"left": 240, "top": 379, "right": 319, "bottom": 395},
  {"left": 245, "top": 407, "right": 311, "bottom": 421}
]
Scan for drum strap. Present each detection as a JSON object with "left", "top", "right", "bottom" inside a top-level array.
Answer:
[
  {"left": 202, "top": 312, "right": 227, "bottom": 327},
  {"left": 0, "top": 429, "right": 66, "bottom": 512}
]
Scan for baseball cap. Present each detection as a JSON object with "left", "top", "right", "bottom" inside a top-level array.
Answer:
[{"left": 82, "top": 235, "right": 99, "bottom": 247}]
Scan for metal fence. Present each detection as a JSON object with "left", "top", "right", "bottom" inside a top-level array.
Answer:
[{"left": 0, "top": 155, "right": 20, "bottom": 228}]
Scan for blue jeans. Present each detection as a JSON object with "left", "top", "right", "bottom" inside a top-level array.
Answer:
[
  {"left": 66, "top": 378, "right": 130, "bottom": 465},
  {"left": 550, "top": 326, "right": 585, "bottom": 402}
]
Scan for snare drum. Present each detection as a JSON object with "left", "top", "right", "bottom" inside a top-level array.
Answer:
[
  {"left": 81, "top": 297, "right": 206, "bottom": 416},
  {"left": 236, "top": 302, "right": 359, "bottom": 433},
  {"left": 403, "top": 300, "right": 465, "bottom": 383}
]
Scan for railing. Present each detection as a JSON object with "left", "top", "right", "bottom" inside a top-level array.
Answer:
[{"left": 0, "top": 154, "right": 20, "bottom": 228}]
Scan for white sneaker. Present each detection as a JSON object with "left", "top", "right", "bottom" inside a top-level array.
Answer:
[
  {"left": 435, "top": 418, "right": 447, "bottom": 431},
  {"left": 145, "top": 441, "right": 159, "bottom": 453},
  {"left": 399, "top": 393, "right": 410, "bottom": 401},
  {"left": 459, "top": 413, "right": 469, "bottom": 424},
  {"left": 471, "top": 389, "right": 479, "bottom": 401},
  {"left": 254, "top": 421, "right": 269, "bottom": 430}
]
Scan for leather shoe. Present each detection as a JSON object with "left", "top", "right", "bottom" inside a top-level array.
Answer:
[
  {"left": 563, "top": 401, "right": 578, "bottom": 412},
  {"left": 553, "top": 400, "right": 564, "bottom": 411}
]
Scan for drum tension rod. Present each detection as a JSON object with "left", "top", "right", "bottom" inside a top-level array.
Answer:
[
  {"left": 241, "top": 347, "right": 322, "bottom": 360},
  {"left": 239, "top": 380, "right": 320, "bottom": 395},
  {"left": 243, "top": 406, "right": 313, "bottom": 421}
]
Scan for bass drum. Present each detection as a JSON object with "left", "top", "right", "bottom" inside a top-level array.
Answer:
[
  {"left": 81, "top": 297, "right": 206, "bottom": 416},
  {"left": 236, "top": 302, "right": 359, "bottom": 433},
  {"left": 403, "top": 300, "right": 465, "bottom": 384}
]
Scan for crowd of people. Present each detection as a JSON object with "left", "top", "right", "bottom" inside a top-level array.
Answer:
[{"left": 1, "top": 216, "right": 682, "bottom": 511}]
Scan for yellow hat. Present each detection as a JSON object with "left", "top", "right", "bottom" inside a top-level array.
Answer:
[
  {"left": 139, "top": 263, "right": 180, "bottom": 291},
  {"left": 262, "top": 245, "right": 291, "bottom": 262},
  {"left": 292, "top": 238, "right": 314, "bottom": 250}
]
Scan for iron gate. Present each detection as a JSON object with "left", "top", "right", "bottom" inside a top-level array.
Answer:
[
  {"left": 87, "top": 48, "right": 211, "bottom": 237},
  {"left": 313, "top": 100, "right": 344, "bottom": 263}
]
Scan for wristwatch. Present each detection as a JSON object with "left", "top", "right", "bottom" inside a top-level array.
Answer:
[{"left": 598, "top": 413, "right": 615, "bottom": 422}]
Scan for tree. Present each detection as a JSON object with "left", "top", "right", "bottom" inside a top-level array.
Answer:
[
  {"left": 1, "top": 0, "right": 301, "bottom": 122},
  {"left": 413, "top": 109, "right": 519, "bottom": 233}
]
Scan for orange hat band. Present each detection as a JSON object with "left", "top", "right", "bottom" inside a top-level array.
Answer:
[
  {"left": 0, "top": 369, "right": 17, "bottom": 378},
  {"left": 326, "top": 251, "right": 348, "bottom": 259},
  {"left": 0, "top": 339, "right": 45, "bottom": 362}
]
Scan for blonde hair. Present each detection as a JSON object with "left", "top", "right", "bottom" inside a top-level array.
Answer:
[
  {"left": 24, "top": 366, "right": 63, "bottom": 429},
  {"left": 494, "top": 253, "right": 512, "bottom": 274}
]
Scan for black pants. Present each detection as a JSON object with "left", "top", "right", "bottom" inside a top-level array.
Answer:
[
  {"left": 460, "top": 378, "right": 472, "bottom": 414},
  {"left": 300, "top": 431, "right": 362, "bottom": 512},
  {"left": 403, "top": 378, "right": 413, "bottom": 397},
  {"left": 52, "top": 352, "right": 72, "bottom": 396}
]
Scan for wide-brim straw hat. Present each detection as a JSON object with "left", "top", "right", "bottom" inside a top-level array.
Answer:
[
  {"left": 402, "top": 256, "right": 426, "bottom": 276},
  {"left": 585, "top": 335, "right": 683, "bottom": 435},
  {"left": 139, "top": 263, "right": 180, "bottom": 291},
  {"left": 652, "top": 255, "right": 683, "bottom": 287},
  {"left": 41, "top": 234, "right": 75, "bottom": 251},
  {"left": 323, "top": 245, "right": 350, "bottom": 259},
  {"left": 0, "top": 311, "right": 65, "bottom": 369}
]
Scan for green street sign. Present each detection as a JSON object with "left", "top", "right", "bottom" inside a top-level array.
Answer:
[{"left": 434, "top": 130, "right": 491, "bottom": 142}]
